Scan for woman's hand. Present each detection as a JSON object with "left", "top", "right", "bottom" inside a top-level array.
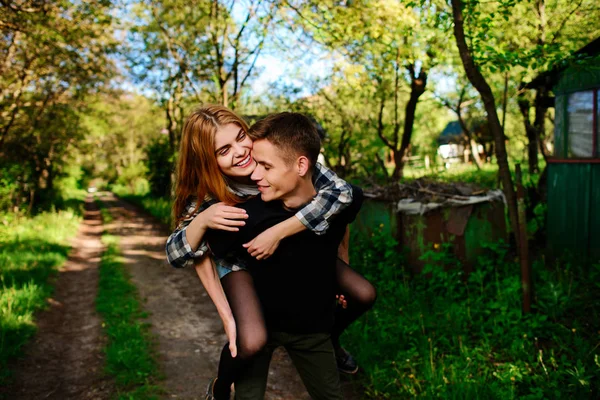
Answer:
[
  {"left": 336, "top": 294, "right": 348, "bottom": 309},
  {"left": 223, "top": 316, "right": 237, "bottom": 357},
  {"left": 243, "top": 225, "right": 283, "bottom": 260},
  {"left": 200, "top": 202, "right": 247, "bottom": 232}
]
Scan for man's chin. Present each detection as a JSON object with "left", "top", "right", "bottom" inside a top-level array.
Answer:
[
  {"left": 260, "top": 191, "right": 280, "bottom": 202},
  {"left": 260, "top": 193, "right": 272, "bottom": 202}
]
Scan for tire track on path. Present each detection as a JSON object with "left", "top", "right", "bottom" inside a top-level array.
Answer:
[{"left": 0, "top": 195, "right": 113, "bottom": 400}]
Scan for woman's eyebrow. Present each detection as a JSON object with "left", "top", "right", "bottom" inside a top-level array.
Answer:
[{"left": 215, "top": 144, "right": 230, "bottom": 154}]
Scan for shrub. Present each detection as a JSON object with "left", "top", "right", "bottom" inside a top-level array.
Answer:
[{"left": 145, "top": 137, "right": 173, "bottom": 198}]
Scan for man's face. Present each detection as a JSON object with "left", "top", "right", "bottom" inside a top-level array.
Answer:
[{"left": 250, "top": 139, "right": 298, "bottom": 202}]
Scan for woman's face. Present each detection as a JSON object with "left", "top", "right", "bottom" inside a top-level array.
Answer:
[{"left": 214, "top": 123, "right": 256, "bottom": 178}]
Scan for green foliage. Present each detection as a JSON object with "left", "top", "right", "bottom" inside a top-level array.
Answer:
[
  {"left": 96, "top": 233, "right": 162, "bottom": 398},
  {"left": 0, "top": 166, "right": 21, "bottom": 212},
  {"left": 111, "top": 190, "right": 172, "bottom": 227},
  {"left": 113, "top": 162, "right": 150, "bottom": 197},
  {"left": 346, "top": 227, "right": 600, "bottom": 399},
  {"left": 145, "top": 137, "right": 174, "bottom": 198},
  {"left": 1, "top": 0, "right": 118, "bottom": 212},
  {"left": 0, "top": 209, "right": 81, "bottom": 384}
]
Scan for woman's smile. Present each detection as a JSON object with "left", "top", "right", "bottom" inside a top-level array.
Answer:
[{"left": 234, "top": 154, "right": 253, "bottom": 168}]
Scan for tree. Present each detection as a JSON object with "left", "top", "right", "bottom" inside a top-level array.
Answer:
[
  {"left": 286, "top": 0, "right": 446, "bottom": 180},
  {"left": 450, "top": 0, "right": 520, "bottom": 245},
  {"left": 0, "top": 0, "right": 117, "bottom": 210},
  {"left": 127, "top": 0, "right": 279, "bottom": 152},
  {"left": 512, "top": 0, "right": 600, "bottom": 173}
]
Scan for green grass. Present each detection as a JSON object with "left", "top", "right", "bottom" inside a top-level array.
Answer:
[
  {"left": 401, "top": 162, "right": 543, "bottom": 190},
  {"left": 0, "top": 209, "right": 81, "bottom": 383},
  {"left": 95, "top": 207, "right": 162, "bottom": 399},
  {"left": 345, "top": 229, "right": 600, "bottom": 399},
  {"left": 111, "top": 187, "right": 171, "bottom": 226}
]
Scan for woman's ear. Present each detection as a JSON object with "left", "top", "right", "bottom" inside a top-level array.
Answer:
[{"left": 297, "top": 156, "right": 310, "bottom": 177}]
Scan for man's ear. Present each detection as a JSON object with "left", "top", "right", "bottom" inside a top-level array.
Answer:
[{"left": 297, "top": 156, "right": 310, "bottom": 177}]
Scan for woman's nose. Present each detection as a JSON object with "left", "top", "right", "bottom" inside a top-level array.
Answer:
[{"left": 232, "top": 143, "right": 245, "bottom": 157}]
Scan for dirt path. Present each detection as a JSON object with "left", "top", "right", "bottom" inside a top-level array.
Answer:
[
  {"left": 2, "top": 193, "right": 361, "bottom": 400},
  {"left": 98, "top": 192, "right": 361, "bottom": 399},
  {"left": 0, "top": 196, "right": 114, "bottom": 400}
]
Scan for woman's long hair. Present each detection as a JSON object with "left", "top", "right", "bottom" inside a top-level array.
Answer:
[{"left": 173, "top": 105, "right": 249, "bottom": 224}]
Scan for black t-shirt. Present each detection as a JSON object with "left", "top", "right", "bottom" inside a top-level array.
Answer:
[{"left": 207, "top": 185, "right": 363, "bottom": 333}]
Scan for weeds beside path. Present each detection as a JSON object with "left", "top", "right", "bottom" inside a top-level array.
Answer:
[{"left": 0, "top": 195, "right": 114, "bottom": 399}]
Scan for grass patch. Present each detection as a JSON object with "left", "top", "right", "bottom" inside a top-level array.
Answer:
[
  {"left": 0, "top": 209, "right": 81, "bottom": 384},
  {"left": 401, "top": 162, "right": 542, "bottom": 190},
  {"left": 96, "top": 210, "right": 161, "bottom": 398},
  {"left": 111, "top": 188, "right": 171, "bottom": 227},
  {"left": 345, "top": 228, "right": 600, "bottom": 399}
]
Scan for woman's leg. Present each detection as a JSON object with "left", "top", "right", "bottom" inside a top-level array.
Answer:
[
  {"left": 331, "top": 258, "right": 377, "bottom": 351},
  {"left": 213, "top": 270, "right": 268, "bottom": 399}
]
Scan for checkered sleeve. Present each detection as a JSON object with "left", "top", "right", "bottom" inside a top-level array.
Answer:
[
  {"left": 295, "top": 162, "right": 353, "bottom": 235},
  {"left": 165, "top": 197, "right": 249, "bottom": 272},
  {"left": 165, "top": 199, "right": 212, "bottom": 268}
]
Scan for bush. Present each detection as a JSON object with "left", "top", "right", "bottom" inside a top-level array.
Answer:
[
  {"left": 145, "top": 136, "right": 173, "bottom": 198},
  {"left": 113, "top": 162, "right": 150, "bottom": 197},
  {"left": 345, "top": 228, "right": 599, "bottom": 399},
  {"left": 0, "top": 210, "right": 81, "bottom": 383},
  {"left": 0, "top": 166, "right": 19, "bottom": 212}
]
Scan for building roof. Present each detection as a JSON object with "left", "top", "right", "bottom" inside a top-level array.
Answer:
[
  {"left": 439, "top": 121, "right": 466, "bottom": 145},
  {"left": 524, "top": 36, "right": 600, "bottom": 90}
]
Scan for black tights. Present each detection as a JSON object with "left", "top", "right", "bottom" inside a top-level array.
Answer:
[
  {"left": 212, "top": 262, "right": 376, "bottom": 399},
  {"left": 331, "top": 258, "right": 377, "bottom": 350}
]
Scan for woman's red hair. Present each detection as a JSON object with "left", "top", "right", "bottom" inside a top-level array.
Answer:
[{"left": 173, "top": 104, "right": 249, "bottom": 224}]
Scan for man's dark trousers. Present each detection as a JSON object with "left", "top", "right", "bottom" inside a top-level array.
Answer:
[{"left": 234, "top": 331, "right": 342, "bottom": 400}]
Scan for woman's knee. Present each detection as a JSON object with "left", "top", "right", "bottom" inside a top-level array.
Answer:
[
  {"left": 358, "top": 281, "right": 377, "bottom": 308},
  {"left": 237, "top": 330, "right": 267, "bottom": 359}
]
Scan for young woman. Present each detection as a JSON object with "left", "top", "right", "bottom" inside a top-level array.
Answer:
[{"left": 166, "top": 105, "right": 376, "bottom": 399}]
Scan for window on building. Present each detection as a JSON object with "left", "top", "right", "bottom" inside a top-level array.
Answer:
[
  {"left": 567, "top": 90, "right": 594, "bottom": 158},
  {"left": 597, "top": 91, "right": 600, "bottom": 156}
]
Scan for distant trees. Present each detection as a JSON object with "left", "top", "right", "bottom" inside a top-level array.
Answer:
[
  {"left": 284, "top": 0, "right": 448, "bottom": 180},
  {"left": 0, "top": 0, "right": 117, "bottom": 210},
  {"left": 127, "top": 0, "right": 279, "bottom": 153}
]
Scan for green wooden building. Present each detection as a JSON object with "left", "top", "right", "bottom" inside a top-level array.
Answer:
[{"left": 528, "top": 38, "right": 600, "bottom": 260}]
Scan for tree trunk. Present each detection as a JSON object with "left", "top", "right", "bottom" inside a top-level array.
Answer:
[
  {"left": 392, "top": 68, "right": 427, "bottom": 181},
  {"left": 456, "top": 106, "right": 483, "bottom": 169},
  {"left": 518, "top": 96, "right": 539, "bottom": 174},
  {"left": 451, "top": 0, "right": 520, "bottom": 247},
  {"left": 533, "top": 87, "right": 549, "bottom": 162}
]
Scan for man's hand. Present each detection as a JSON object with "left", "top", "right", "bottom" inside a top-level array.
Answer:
[
  {"left": 200, "top": 202, "right": 247, "bottom": 232},
  {"left": 223, "top": 316, "right": 237, "bottom": 357},
  {"left": 243, "top": 224, "right": 283, "bottom": 260}
]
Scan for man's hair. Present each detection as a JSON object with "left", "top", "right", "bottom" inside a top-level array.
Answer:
[{"left": 249, "top": 112, "right": 321, "bottom": 169}]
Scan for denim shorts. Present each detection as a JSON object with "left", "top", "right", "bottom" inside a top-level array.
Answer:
[{"left": 216, "top": 264, "right": 247, "bottom": 279}]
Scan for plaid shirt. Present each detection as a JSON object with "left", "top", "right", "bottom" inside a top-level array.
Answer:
[{"left": 165, "top": 162, "right": 353, "bottom": 269}]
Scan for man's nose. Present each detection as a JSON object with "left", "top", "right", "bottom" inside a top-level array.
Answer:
[{"left": 251, "top": 166, "right": 262, "bottom": 182}]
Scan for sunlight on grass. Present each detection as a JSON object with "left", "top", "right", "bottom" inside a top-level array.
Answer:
[
  {"left": 112, "top": 186, "right": 171, "bottom": 226},
  {"left": 96, "top": 221, "right": 162, "bottom": 397},
  {"left": 0, "top": 210, "right": 81, "bottom": 383}
]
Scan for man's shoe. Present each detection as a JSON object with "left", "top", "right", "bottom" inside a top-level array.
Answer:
[
  {"left": 336, "top": 347, "right": 359, "bottom": 374},
  {"left": 205, "top": 377, "right": 218, "bottom": 400}
]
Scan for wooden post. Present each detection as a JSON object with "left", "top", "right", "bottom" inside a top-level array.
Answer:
[{"left": 515, "top": 164, "right": 531, "bottom": 313}]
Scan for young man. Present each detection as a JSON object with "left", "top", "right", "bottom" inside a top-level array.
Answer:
[{"left": 205, "top": 112, "right": 364, "bottom": 399}]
